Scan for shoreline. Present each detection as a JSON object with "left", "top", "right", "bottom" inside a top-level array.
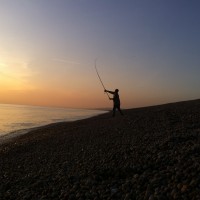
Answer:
[
  {"left": 1, "top": 99, "right": 200, "bottom": 199},
  {"left": 0, "top": 111, "right": 109, "bottom": 145}
]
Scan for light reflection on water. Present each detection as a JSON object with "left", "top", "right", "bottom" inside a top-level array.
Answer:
[{"left": 0, "top": 104, "right": 107, "bottom": 137}]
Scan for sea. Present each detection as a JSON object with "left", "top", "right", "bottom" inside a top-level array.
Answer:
[{"left": 0, "top": 103, "right": 107, "bottom": 141}]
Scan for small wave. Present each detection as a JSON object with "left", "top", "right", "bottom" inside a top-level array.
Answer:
[
  {"left": 51, "top": 119, "right": 64, "bottom": 122},
  {"left": 11, "top": 122, "right": 36, "bottom": 126},
  {"left": 0, "top": 127, "right": 39, "bottom": 145}
]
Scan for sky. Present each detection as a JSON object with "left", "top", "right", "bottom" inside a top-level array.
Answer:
[{"left": 0, "top": 0, "right": 200, "bottom": 109}]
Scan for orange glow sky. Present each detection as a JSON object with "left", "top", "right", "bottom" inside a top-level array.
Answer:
[{"left": 0, "top": 1, "right": 200, "bottom": 109}]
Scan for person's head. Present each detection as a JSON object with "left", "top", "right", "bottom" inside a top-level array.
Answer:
[{"left": 115, "top": 89, "right": 119, "bottom": 93}]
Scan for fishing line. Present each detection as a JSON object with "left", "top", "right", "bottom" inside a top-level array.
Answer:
[{"left": 94, "top": 59, "right": 110, "bottom": 99}]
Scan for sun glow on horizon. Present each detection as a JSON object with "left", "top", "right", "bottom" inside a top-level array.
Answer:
[{"left": 0, "top": 55, "right": 31, "bottom": 86}]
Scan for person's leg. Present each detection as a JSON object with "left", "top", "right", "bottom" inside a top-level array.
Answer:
[
  {"left": 112, "top": 106, "right": 116, "bottom": 117},
  {"left": 117, "top": 105, "right": 123, "bottom": 115}
]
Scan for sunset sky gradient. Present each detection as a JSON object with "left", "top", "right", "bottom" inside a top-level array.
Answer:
[{"left": 0, "top": 0, "right": 200, "bottom": 109}]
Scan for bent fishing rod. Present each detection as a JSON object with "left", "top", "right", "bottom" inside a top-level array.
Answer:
[{"left": 94, "top": 59, "right": 110, "bottom": 99}]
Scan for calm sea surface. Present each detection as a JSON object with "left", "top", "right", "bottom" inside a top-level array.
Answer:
[{"left": 0, "top": 104, "right": 107, "bottom": 139}]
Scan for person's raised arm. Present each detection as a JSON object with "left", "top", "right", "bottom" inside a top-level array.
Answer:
[{"left": 104, "top": 89, "right": 115, "bottom": 94}]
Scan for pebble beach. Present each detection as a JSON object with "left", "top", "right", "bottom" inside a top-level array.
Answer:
[{"left": 1, "top": 99, "right": 200, "bottom": 200}]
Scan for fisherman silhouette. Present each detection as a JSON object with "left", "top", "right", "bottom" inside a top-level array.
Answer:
[{"left": 104, "top": 89, "right": 123, "bottom": 117}]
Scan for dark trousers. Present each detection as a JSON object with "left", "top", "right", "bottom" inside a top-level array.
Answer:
[{"left": 113, "top": 104, "right": 123, "bottom": 117}]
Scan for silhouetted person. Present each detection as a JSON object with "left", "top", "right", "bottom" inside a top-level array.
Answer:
[{"left": 104, "top": 89, "right": 123, "bottom": 117}]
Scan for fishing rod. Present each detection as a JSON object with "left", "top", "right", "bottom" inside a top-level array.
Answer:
[{"left": 94, "top": 59, "right": 110, "bottom": 99}]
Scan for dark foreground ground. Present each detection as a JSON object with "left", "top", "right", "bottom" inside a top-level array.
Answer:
[{"left": 1, "top": 99, "right": 200, "bottom": 200}]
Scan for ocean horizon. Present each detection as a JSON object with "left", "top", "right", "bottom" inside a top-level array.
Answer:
[{"left": 0, "top": 103, "right": 108, "bottom": 141}]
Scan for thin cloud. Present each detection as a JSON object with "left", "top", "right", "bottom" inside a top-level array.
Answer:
[{"left": 53, "top": 58, "right": 80, "bottom": 65}]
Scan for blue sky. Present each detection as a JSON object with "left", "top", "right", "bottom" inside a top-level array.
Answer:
[{"left": 0, "top": 0, "right": 200, "bottom": 108}]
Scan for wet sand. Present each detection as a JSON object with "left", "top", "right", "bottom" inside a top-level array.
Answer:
[{"left": 1, "top": 99, "right": 200, "bottom": 199}]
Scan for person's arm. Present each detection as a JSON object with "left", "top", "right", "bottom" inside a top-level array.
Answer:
[{"left": 104, "top": 89, "right": 115, "bottom": 94}]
